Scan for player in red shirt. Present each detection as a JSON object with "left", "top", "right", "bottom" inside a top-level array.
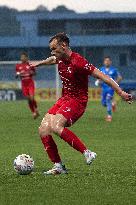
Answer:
[
  {"left": 16, "top": 52, "right": 39, "bottom": 119},
  {"left": 31, "top": 33, "right": 132, "bottom": 175}
]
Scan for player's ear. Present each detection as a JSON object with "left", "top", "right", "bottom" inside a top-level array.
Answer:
[{"left": 61, "top": 42, "right": 67, "bottom": 49}]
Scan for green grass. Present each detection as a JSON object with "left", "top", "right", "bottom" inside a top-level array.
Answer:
[{"left": 0, "top": 100, "right": 136, "bottom": 205}]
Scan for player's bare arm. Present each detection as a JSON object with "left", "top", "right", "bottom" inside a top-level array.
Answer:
[
  {"left": 92, "top": 68, "right": 133, "bottom": 103},
  {"left": 30, "top": 56, "right": 57, "bottom": 68}
]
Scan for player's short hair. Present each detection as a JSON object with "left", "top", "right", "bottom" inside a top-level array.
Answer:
[
  {"left": 104, "top": 56, "right": 111, "bottom": 60},
  {"left": 49, "top": 32, "right": 70, "bottom": 46},
  {"left": 21, "top": 52, "right": 28, "bottom": 57}
]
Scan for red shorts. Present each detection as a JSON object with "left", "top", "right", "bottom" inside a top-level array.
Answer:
[
  {"left": 21, "top": 80, "right": 35, "bottom": 97},
  {"left": 48, "top": 96, "right": 87, "bottom": 126}
]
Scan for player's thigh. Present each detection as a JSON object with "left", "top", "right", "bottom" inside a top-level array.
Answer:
[
  {"left": 56, "top": 99, "right": 86, "bottom": 127},
  {"left": 106, "top": 90, "right": 114, "bottom": 101},
  {"left": 28, "top": 81, "right": 35, "bottom": 97},
  {"left": 50, "top": 114, "right": 67, "bottom": 130},
  {"left": 50, "top": 114, "right": 68, "bottom": 135},
  {"left": 22, "top": 86, "right": 29, "bottom": 97}
]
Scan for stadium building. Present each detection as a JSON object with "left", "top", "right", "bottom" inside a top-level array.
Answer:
[{"left": 0, "top": 11, "right": 136, "bottom": 76}]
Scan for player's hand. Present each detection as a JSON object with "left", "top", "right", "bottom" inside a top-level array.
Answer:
[
  {"left": 15, "top": 72, "right": 21, "bottom": 78},
  {"left": 29, "top": 62, "right": 40, "bottom": 68},
  {"left": 15, "top": 74, "right": 19, "bottom": 79},
  {"left": 119, "top": 91, "right": 133, "bottom": 104},
  {"left": 95, "top": 80, "right": 100, "bottom": 87}
]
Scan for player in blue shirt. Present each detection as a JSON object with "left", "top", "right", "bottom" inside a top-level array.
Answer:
[{"left": 95, "top": 56, "right": 122, "bottom": 122}]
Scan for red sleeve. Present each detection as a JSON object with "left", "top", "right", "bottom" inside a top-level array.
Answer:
[
  {"left": 30, "top": 66, "right": 35, "bottom": 71},
  {"left": 31, "top": 66, "right": 36, "bottom": 75},
  {"left": 27, "top": 63, "right": 36, "bottom": 75},
  {"left": 73, "top": 54, "right": 96, "bottom": 75},
  {"left": 16, "top": 64, "right": 19, "bottom": 73}
]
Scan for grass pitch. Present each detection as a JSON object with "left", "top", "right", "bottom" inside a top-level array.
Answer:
[{"left": 0, "top": 100, "right": 136, "bottom": 205}]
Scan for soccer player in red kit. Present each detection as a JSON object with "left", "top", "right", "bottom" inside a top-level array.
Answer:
[
  {"left": 16, "top": 52, "right": 39, "bottom": 119},
  {"left": 31, "top": 33, "right": 132, "bottom": 175}
]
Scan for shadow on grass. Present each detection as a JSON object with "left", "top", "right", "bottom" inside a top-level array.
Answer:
[{"left": 34, "top": 167, "right": 92, "bottom": 177}]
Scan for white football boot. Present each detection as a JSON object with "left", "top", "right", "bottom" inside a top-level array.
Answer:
[
  {"left": 84, "top": 150, "right": 97, "bottom": 165},
  {"left": 44, "top": 163, "right": 68, "bottom": 175}
]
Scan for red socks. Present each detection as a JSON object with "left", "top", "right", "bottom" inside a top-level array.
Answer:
[
  {"left": 28, "top": 100, "right": 35, "bottom": 113},
  {"left": 60, "top": 128, "right": 87, "bottom": 154},
  {"left": 41, "top": 135, "right": 61, "bottom": 163},
  {"left": 28, "top": 100, "right": 38, "bottom": 113},
  {"left": 41, "top": 129, "right": 87, "bottom": 163},
  {"left": 33, "top": 100, "right": 37, "bottom": 109}
]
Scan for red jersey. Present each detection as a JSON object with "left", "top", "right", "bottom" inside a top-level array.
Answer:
[
  {"left": 16, "top": 62, "right": 35, "bottom": 84},
  {"left": 58, "top": 52, "right": 95, "bottom": 104}
]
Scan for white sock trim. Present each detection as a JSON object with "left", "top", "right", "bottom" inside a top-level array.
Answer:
[{"left": 54, "top": 162, "right": 62, "bottom": 167}]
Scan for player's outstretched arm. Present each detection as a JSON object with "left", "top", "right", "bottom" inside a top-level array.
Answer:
[
  {"left": 92, "top": 68, "right": 133, "bottom": 104},
  {"left": 30, "top": 56, "right": 57, "bottom": 68}
]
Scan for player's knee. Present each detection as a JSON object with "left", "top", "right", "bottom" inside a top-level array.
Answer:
[
  {"left": 106, "top": 94, "right": 112, "bottom": 101},
  {"left": 39, "top": 126, "right": 51, "bottom": 138},
  {"left": 28, "top": 96, "right": 34, "bottom": 101},
  {"left": 39, "top": 123, "right": 51, "bottom": 137},
  {"left": 106, "top": 98, "right": 111, "bottom": 106},
  {"left": 28, "top": 98, "right": 32, "bottom": 103}
]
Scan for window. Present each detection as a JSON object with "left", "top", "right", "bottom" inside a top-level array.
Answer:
[
  {"left": 38, "top": 20, "right": 66, "bottom": 36},
  {"left": 119, "top": 53, "right": 127, "bottom": 66},
  {"left": 81, "top": 19, "right": 122, "bottom": 35},
  {"left": 66, "top": 20, "right": 82, "bottom": 35},
  {"left": 127, "top": 19, "right": 136, "bottom": 29},
  {"left": 130, "top": 48, "right": 136, "bottom": 61}
]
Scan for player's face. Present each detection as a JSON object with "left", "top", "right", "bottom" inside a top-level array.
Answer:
[
  {"left": 104, "top": 58, "right": 112, "bottom": 68},
  {"left": 49, "top": 39, "right": 67, "bottom": 59},
  {"left": 20, "top": 54, "right": 28, "bottom": 63}
]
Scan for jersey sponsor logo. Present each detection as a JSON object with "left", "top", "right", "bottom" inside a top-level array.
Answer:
[{"left": 0, "top": 90, "right": 16, "bottom": 101}]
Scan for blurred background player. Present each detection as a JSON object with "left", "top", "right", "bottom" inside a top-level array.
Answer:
[
  {"left": 95, "top": 56, "right": 122, "bottom": 122},
  {"left": 16, "top": 52, "right": 39, "bottom": 119}
]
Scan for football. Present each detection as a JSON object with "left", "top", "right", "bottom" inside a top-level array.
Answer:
[{"left": 14, "top": 154, "right": 34, "bottom": 175}]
